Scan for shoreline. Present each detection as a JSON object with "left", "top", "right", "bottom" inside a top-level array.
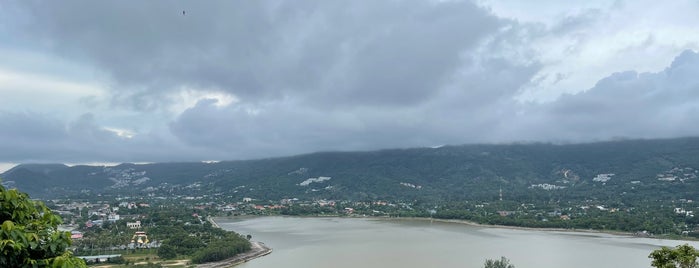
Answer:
[
  {"left": 195, "top": 240, "right": 272, "bottom": 268},
  {"left": 197, "top": 217, "right": 272, "bottom": 268},
  {"left": 217, "top": 214, "right": 686, "bottom": 241},
  {"left": 378, "top": 216, "right": 641, "bottom": 238}
]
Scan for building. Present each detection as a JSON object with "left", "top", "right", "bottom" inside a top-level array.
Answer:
[
  {"left": 70, "top": 231, "right": 83, "bottom": 239},
  {"left": 131, "top": 231, "right": 149, "bottom": 246},
  {"left": 108, "top": 213, "right": 120, "bottom": 222},
  {"left": 126, "top": 220, "right": 141, "bottom": 229}
]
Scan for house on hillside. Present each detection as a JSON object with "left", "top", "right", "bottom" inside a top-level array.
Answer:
[
  {"left": 108, "top": 213, "right": 120, "bottom": 222},
  {"left": 126, "top": 221, "right": 141, "bottom": 229},
  {"left": 70, "top": 231, "right": 83, "bottom": 239}
]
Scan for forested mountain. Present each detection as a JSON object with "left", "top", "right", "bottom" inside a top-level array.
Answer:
[{"left": 3, "top": 137, "right": 699, "bottom": 203}]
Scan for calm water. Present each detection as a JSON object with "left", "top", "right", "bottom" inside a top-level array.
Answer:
[{"left": 217, "top": 217, "right": 699, "bottom": 268}]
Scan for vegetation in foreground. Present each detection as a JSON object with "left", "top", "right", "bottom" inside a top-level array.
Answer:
[
  {"left": 2, "top": 179, "right": 252, "bottom": 266},
  {"left": 0, "top": 181, "right": 86, "bottom": 267},
  {"left": 649, "top": 244, "right": 699, "bottom": 268}
]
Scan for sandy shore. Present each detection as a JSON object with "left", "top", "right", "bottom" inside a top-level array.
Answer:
[
  {"left": 376, "top": 216, "right": 641, "bottom": 238},
  {"left": 196, "top": 241, "right": 272, "bottom": 268}
]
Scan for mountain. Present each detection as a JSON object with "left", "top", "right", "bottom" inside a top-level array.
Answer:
[
  {"left": 4, "top": 163, "right": 69, "bottom": 175},
  {"left": 3, "top": 137, "right": 699, "bottom": 202}
]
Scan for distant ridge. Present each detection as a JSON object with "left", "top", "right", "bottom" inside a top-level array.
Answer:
[
  {"left": 4, "top": 163, "right": 68, "bottom": 176},
  {"left": 2, "top": 137, "right": 699, "bottom": 202}
]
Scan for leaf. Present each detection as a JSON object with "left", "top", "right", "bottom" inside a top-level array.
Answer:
[
  {"left": 30, "top": 232, "right": 39, "bottom": 242},
  {"left": 1, "top": 220, "right": 14, "bottom": 231}
]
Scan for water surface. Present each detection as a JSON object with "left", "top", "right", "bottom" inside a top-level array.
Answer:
[{"left": 217, "top": 217, "right": 698, "bottom": 268}]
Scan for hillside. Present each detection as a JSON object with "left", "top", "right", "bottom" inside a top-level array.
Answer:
[{"left": 3, "top": 137, "right": 699, "bottom": 202}]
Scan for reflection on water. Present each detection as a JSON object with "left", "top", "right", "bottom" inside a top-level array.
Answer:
[{"left": 217, "top": 217, "right": 699, "bottom": 268}]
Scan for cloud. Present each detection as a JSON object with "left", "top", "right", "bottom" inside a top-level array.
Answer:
[
  {"left": 169, "top": 49, "right": 699, "bottom": 158},
  {"left": 509, "top": 50, "right": 699, "bottom": 141},
  {"left": 487, "top": 0, "right": 699, "bottom": 101},
  {"left": 8, "top": 0, "right": 502, "bottom": 109},
  {"left": 166, "top": 53, "right": 539, "bottom": 157},
  {"left": 1, "top": 1, "right": 699, "bottom": 163},
  {"left": 0, "top": 112, "right": 184, "bottom": 162}
]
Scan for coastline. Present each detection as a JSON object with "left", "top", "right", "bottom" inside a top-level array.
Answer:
[
  {"left": 197, "top": 217, "right": 272, "bottom": 268},
  {"left": 377, "top": 216, "right": 640, "bottom": 238},
  {"left": 196, "top": 241, "right": 272, "bottom": 268},
  {"left": 217, "top": 214, "right": 677, "bottom": 241}
]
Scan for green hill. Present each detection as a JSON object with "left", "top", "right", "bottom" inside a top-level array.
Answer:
[{"left": 3, "top": 137, "right": 699, "bottom": 203}]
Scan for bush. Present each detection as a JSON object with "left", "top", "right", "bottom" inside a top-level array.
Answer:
[
  {"left": 0, "top": 181, "right": 87, "bottom": 267},
  {"left": 104, "top": 256, "right": 126, "bottom": 264},
  {"left": 157, "top": 244, "right": 177, "bottom": 259},
  {"left": 191, "top": 235, "right": 251, "bottom": 264},
  {"left": 484, "top": 257, "right": 515, "bottom": 268}
]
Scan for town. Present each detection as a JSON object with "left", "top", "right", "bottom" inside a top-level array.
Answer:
[{"left": 49, "top": 185, "right": 699, "bottom": 264}]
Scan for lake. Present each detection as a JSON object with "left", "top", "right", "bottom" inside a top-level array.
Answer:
[{"left": 217, "top": 216, "right": 699, "bottom": 268}]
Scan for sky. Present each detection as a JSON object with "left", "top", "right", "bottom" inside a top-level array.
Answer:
[{"left": 1, "top": 0, "right": 699, "bottom": 169}]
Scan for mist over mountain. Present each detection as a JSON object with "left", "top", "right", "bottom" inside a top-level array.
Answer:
[{"left": 3, "top": 137, "right": 699, "bottom": 203}]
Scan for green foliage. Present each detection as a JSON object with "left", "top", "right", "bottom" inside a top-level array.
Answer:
[
  {"left": 102, "top": 255, "right": 126, "bottom": 264},
  {"left": 649, "top": 244, "right": 699, "bottom": 268},
  {"left": 162, "top": 233, "right": 205, "bottom": 256},
  {"left": 7, "top": 138, "right": 699, "bottom": 237},
  {"left": 157, "top": 243, "right": 177, "bottom": 259},
  {"left": 0, "top": 180, "right": 86, "bottom": 267},
  {"left": 484, "top": 256, "right": 515, "bottom": 268},
  {"left": 7, "top": 137, "right": 699, "bottom": 203},
  {"left": 190, "top": 233, "right": 251, "bottom": 264},
  {"left": 142, "top": 208, "right": 250, "bottom": 263}
]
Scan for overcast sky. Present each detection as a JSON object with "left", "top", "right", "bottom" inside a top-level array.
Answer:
[{"left": 1, "top": 0, "right": 699, "bottom": 168}]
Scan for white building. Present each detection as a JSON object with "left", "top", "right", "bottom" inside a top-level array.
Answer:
[
  {"left": 108, "top": 213, "right": 120, "bottom": 222},
  {"left": 126, "top": 221, "right": 141, "bottom": 229}
]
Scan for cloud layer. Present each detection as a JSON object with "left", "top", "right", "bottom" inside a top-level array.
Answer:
[{"left": 1, "top": 0, "right": 699, "bottom": 163}]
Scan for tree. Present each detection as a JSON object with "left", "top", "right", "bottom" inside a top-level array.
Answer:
[
  {"left": 0, "top": 181, "right": 86, "bottom": 267},
  {"left": 484, "top": 256, "right": 515, "bottom": 268},
  {"left": 649, "top": 244, "right": 699, "bottom": 268},
  {"left": 157, "top": 243, "right": 177, "bottom": 259}
]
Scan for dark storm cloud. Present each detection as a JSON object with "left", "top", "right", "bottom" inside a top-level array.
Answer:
[
  {"left": 3, "top": 0, "right": 528, "bottom": 162},
  {"left": 168, "top": 50, "right": 699, "bottom": 157},
  {"left": 0, "top": 112, "right": 105, "bottom": 161},
  {"left": 10, "top": 0, "right": 501, "bottom": 108},
  {"left": 167, "top": 53, "right": 542, "bottom": 156},
  {"left": 3, "top": 0, "right": 699, "bottom": 163}
]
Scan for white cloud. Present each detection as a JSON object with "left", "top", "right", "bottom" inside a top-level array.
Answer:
[
  {"left": 102, "top": 127, "right": 136, "bottom": 139},
  {"left": 0, "top": 67, "right": 106, "bottom": 112},
  {"left": 510, "top": 50, "right": 699, "bottom": 141},
  {"left": 479, "top": 0, "right": 699, "bottom": 102},
  {"left": 478, "top": 0, "right": 613, "bottom": 25},
  {"left": 168, "top": 88, "right": 239, "bottom": 115}
]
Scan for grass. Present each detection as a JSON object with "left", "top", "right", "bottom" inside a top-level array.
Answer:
[{"left": 86, "top": 251, "right": 194, "bottom": 267}]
